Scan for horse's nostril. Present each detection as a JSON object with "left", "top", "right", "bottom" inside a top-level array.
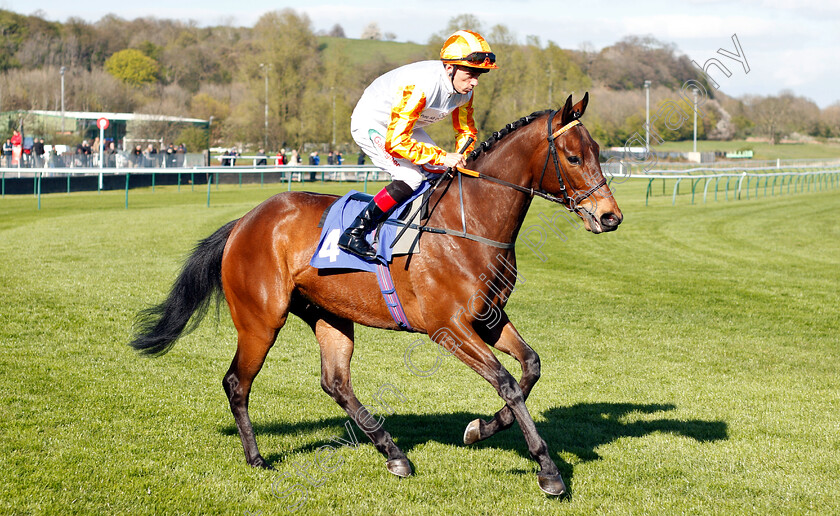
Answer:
[{"left": 600, "top": 212, "right": 621, "bottom": 228}]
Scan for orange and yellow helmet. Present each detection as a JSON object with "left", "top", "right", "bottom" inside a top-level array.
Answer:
[{"left": 440, "top": 30, "right": 498, "bottom": 70}]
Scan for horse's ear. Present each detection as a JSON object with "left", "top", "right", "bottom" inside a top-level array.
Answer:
[
  {"left": 572, "top": 92, "right": 589, "bottom": 119},
  {"left": 560, "top": 95, "right": 574, "bottom": 124}
]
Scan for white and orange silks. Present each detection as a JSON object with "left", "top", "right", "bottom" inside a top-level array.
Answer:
[{"left": 350, "top": 60, "right": 478, "bottom": 189}]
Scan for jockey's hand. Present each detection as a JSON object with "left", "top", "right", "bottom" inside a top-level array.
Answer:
[{"left": 443, "top": 152, "right": 467, "bottom": 170}]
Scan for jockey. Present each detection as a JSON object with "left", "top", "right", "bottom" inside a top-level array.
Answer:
[{"left": 338, "top": 29, "right": 498, "bottom": 260}]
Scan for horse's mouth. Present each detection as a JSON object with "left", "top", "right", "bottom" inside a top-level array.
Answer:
[{"left": 580, "top": 209, "right": 621, "bottom": 234}]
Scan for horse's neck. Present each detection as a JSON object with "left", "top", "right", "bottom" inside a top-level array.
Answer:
[{"left": 439, "top": 136, "right": 537, "bottom": 246}]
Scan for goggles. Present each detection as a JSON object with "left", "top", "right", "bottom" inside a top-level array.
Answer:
[{"left": 464, "top": 52, "right": 496, "bottom": 65}]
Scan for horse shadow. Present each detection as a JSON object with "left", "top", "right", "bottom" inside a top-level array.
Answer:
[{"left": 220, "top": 402, "right": 727, "bottom": 488}]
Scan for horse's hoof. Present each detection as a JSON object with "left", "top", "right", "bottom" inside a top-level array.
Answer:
[
  {"left": 386, "top": 458, "right": 413, "bottom": 478},
  {"left": 463, "top": 419, "right": 482, "bottom": 445},
  {"left": 537, "top": 474, "right": 567, "bottom": 496},
  {"left": 249, "top": 456, "right": 274, "bottom": 470}
]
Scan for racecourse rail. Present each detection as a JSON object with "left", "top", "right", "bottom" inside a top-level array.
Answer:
[{"left": 2, "top": 160, "right": 839, "bottom": 210}]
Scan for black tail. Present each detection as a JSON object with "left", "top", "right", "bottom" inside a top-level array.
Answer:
[{"left": 130, "top": 219, "right": 239, "bottom": 356}]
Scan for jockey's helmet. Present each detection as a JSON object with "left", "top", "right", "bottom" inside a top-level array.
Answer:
[{"left": 440, "top": 30, "right": 498, "bottom": 70}]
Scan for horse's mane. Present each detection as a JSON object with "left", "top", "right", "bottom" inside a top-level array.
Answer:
[{"left": 468, "top": 109, "right": 551, "bottom": 162}]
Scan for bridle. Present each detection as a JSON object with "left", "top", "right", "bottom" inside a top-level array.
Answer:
[
  {"left": 390, "top": 110, "right": 608, "bottom": 250},
  {"left": 539, "top": 110, "right": 607, "bottom": 212},
  {"left": 453, "top": 109, "right": 607, "bottom": 215}
]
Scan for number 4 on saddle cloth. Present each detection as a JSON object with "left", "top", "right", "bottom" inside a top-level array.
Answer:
[{"left": 309, "top": 182, "right": 431, "bottom": 330}]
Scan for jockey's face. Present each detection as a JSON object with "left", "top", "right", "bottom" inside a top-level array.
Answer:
[{"left": 446, "top": 64, "right": 483, "bottom": 94}]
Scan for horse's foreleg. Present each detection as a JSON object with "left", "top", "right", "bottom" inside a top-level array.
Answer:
[
  {"left": 464, "top": 317, "right": 541, "bottom": 445},
  {"left": 305, "top": 309, "right": 411, "bottom": 477},
  {"left": 223, "top": 323, "right": 282, "bottom": 469},
  {"left": 438, "top": 327, "right": 565, "bottom": 496}
]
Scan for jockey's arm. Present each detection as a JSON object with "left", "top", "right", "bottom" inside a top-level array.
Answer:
[
  {"left": 384, "top": 86, "right": 446, "bottom": 166},
  {"left": 451, "top": 95, "right": 478, "bottom": 156},
  {"left": 385, "top": 85, "right": 468, "bottom": 171}
]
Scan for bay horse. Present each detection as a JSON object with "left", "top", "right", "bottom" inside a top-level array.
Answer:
[{"left": 130, "top": 93, "right": 622, "bottom": 496}]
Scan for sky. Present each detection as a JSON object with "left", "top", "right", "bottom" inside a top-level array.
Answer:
[{"left": 3, "top": 0, "right": 839, "bottom": 108}]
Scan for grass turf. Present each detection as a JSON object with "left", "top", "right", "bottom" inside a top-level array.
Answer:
[{"left": 1, "top": 177, "right": 838, "bottom": 514}]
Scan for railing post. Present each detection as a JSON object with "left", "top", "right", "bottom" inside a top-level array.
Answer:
[
  {"left": 206, "top": 172, "right": 213, "bottom": 207},
  {"left": 672, "top": 178, "right": 682, "bottom": 206},
  {"left": 125, "top": 173, "right": 130, "bottom": 209}
]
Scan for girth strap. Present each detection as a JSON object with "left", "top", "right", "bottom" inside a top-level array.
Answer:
[{"left": 375, "top": 262, "right": 412, "bottom": 330}]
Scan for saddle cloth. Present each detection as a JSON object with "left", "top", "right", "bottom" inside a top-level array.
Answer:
[{"left": 310, "top": 183, "right": 429, "bottom": 273}]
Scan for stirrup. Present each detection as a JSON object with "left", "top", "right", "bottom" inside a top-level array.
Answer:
[{"left": 338, "top": 232, "right": 377, "bottom": 260}]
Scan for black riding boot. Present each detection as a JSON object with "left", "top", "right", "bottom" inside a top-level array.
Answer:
[{"left": 338, "top": 199, "right": 390, "bottom": 260}]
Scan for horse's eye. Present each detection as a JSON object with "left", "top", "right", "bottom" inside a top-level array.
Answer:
[{"left": 567, "top": 156, "right": 581, "bottom": 165}]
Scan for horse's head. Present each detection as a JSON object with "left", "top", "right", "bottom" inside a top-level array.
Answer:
[{"left": 538, "top": 93, "right": 623, "bottom": 233}]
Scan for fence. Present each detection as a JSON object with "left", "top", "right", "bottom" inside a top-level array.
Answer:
[
  {"left": 3, "top": 162, "right": 839, "bottom": 211},
  {"left": 621, "top": 164, "right": 840, "bottom": 206},
  {"left": 0, "top": 165, "right": 388, "bottom": 210}
]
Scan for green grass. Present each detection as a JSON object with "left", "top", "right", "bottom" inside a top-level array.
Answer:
[
  {"left": 654, "top": 139, "right": 840, "bottom": 161},
  {"left": 1, "top": 178, "right": 839, "bottom": 514}
]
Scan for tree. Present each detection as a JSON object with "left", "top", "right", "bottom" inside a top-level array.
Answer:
[
  {"left": 327, "top": 24, "right": 346, "bottom": 38},
  {"left": 360, "top": 22, "right": 382, "bottom": 40},
  {"left": 745, "top": 94, "right": 794, "bottom": 144},
  {"left": 104, "top": 49, "right": 159, "bottom": 87},
  {"left": 820, "top": 102, "right": 840, "bottom": 138}
]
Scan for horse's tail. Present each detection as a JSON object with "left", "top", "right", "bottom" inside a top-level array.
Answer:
[{"left": 130, "top": 219, "right": 239, "bottom": 356}]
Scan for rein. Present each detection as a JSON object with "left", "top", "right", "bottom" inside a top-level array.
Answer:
[
  {"left": 389, "top": 110, "right": 606, "bottom": 250},
  {"left": 468, "top": 112, "right": 606, "bottom": 212}
]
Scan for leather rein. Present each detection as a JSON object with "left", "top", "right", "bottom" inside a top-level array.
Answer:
[
  {"left": 461, "top": 109, "right": 606, "bottom": 213},
  {"left": 388, "top": 110, "right": 606, "bottom": 250}
]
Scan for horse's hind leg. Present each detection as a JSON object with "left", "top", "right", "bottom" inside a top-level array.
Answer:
[
  {"left": 464, "top": 316, "right": 541, "bottom": 445},
  {"left": 300, "top": 306, "right": 411, "bottom": 477},
  {"left": 223, "top": 317, "right": 285, "bottom": 469}
]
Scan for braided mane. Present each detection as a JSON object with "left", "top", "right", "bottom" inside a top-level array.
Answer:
[{"left": 468, "top": 110, "right": 551, "bottom": 162}]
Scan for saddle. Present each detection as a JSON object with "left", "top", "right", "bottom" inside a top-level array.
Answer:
[{"left": 310, "top": 183, "right": 430, "bottom": 273}]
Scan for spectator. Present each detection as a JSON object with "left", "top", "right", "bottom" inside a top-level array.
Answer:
[
  {"left": 105, "top": 141, "right": 118, "bottom": 167},
  {"left": 132, "top": 145, "right": 142, "bottom": 167},
  {"left": 165, "top": 144, "right": 176, "bottom": 168},
  {"left": 327, "top": 151, "right": 335, "bottom": 165},
  {"left": 309, "top": 151, "right": 320, "bottom": 166},
  {"left": 290, "top": 149, "right": 299, "bottom": 165},
  {"left": 80, "top": 140, "right": 91, "bottom": 167},
  {"left": 336, "top": 151, "right": 344, "bottom": 165},
  {"left": 256, "top": 149, "right": 267, "bottom": 166},
  {"left": 73, "top": 145, "right": 85, "bottom": 168},
  {"left": 2, "top": 138, "right": 12, "bottom": 167},
  {"left": 33, "top": 138, "right": 45, "bottom": 168},
  {"left": 145, "top": 144, "right": 157, "bottom": 168},
  {"left": 22, "top": 137, "right": 33, "bottom": 167},
  {"left": 276, "top": 148, "right": 286, "bottom": 166},
  {"left": 11, "top": 129, "right": 22, "bottom": 166},
  {"left": 177, "top": 143, "right": 186, "bottom": 167},
  {"left": 357, "top": 152, "right": 366, "bottom": 165}
]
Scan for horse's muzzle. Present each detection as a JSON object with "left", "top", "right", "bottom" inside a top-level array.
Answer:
[{"left": 600, "top": 212, "right": 622, "bottom": 231}]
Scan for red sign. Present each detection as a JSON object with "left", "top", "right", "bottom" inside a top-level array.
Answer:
[{"left": 97, "top": 117, "right": 109, "bottom": 130}]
